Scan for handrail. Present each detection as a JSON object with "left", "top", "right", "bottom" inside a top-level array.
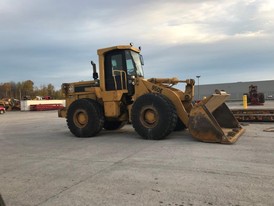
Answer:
[{"left": 112, "top": 70, "right": 128, "bottom": 90}]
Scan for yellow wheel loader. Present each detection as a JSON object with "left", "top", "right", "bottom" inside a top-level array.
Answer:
[{"left": 58, "top": 44, "right": 245, "bottom": 144}]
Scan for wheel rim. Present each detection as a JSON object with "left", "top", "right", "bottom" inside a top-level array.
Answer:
[
  {"left": 73, "top": 109, "right": 88, "bottom": 128},
  {"left": 140, "top": 106, "right": 159, "bottom": 128}
]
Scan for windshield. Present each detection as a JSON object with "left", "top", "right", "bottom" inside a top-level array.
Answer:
[{"left": 125, "top": 50, "right": 144, "bottom": 77}]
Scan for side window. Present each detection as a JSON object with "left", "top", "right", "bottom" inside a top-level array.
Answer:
[
  {"left": 125, "top": 51, "right": 135, "bottom": 75},
  {"left": 111, "top": 54, "right": 123, "bottom": 76},
  {"left": 104, "top": 50, "right": 127, "bottom": 91}
]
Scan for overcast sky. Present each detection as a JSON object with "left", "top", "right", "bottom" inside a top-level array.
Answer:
[{"left": 1, "top": 0, "right": 274, "bottom": 89}]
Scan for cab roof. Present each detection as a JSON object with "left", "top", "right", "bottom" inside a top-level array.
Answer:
[{"left": 97, "top": 45, "right": 141, "bottom": 55}]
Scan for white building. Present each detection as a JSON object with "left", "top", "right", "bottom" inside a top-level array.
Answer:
[{"left": 194, "top": 80, "right": 274, "bottom": 101}]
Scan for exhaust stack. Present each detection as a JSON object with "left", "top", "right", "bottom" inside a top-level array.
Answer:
[{"left": 91, "top": 61, "right": 98, "bottom": 80}]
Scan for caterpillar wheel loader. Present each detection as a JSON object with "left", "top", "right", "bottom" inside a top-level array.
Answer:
[{"left": 58, "top": 44, "right": 245, "bottom": 144}]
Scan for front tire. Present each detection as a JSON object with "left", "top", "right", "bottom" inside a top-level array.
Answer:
[
  {"left": 174, "top": 118, "right": 186, "bottom": 131},
  {"left": 67, "top": 99, "right": 104, "bottom": 137},
  {"left": 131, "top": 93, "right": 177, "bottom": 140}
]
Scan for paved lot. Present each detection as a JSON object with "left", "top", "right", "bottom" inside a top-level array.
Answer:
[
  {"left": 227, "top": 100, "right": 274, "bottom": 109},
  {"left": 0, "top": 110, "right": 274, "bottom": 206}
]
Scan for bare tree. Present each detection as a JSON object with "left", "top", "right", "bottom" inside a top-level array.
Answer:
[
  {"left": 22, "top": 80, "right": 34, "bottom": 97},
  {"left": 3, "top": 82, "right": 11, "bottom": 97}
]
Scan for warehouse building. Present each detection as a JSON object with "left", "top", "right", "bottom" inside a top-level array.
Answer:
[{"left": 194, "top": 80, "right": 274, "bottom": 101}]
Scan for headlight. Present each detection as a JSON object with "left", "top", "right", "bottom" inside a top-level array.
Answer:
[
  {"left": 68, "top": 84, "right": 74, "bottom": 93},
  {"left": 62, "top": 83, "right": 74, "bottom": 95}
]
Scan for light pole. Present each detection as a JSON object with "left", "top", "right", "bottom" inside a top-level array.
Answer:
[{"left": 196, "top": 75, "right": 201, "bottom": 100}]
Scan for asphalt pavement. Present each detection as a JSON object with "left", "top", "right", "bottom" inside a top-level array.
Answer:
[{"left": 0, "top": 109, "right": 274, "bottom": 206}]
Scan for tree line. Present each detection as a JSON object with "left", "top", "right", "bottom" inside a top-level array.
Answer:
[{"left": 0, "top": 80, "right": 63, "bottom": 100}]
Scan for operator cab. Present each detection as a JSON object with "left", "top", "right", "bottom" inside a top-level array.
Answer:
[{"left": 104, "top": 49, "right": 144, "bottom": 95}]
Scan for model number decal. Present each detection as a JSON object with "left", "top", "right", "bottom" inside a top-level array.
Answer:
[{"left": 152, "top": 85, "right": 163, "bottom": 93}]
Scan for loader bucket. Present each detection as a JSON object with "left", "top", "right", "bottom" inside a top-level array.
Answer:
[{"left": 188, "top": 93, "right": 245, "bottom": 144}]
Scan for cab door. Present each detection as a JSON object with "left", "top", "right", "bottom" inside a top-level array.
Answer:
[{"left": 104, "top": 50, "right": 127, "bottom": 91}]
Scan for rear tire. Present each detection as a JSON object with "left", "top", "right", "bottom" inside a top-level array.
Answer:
[
  {"left": 131, "top": 93, "right": 177, "bottom": 140},
  {"left": 67, "top": 99, "right": 104, "bottom": 137}
]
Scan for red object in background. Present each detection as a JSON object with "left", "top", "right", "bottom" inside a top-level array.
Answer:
[
  {"left": 43, "top": 96, "right": 52, "bottom": 100},
  {"left": 244, "top": 85, "right": 265, "bottom": 106},
  {"left": 30, "top": 104, "right": 64, "bottom": 111},
  {"left": 0, "top": 106, "right": 6, "bottom": 114}
]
